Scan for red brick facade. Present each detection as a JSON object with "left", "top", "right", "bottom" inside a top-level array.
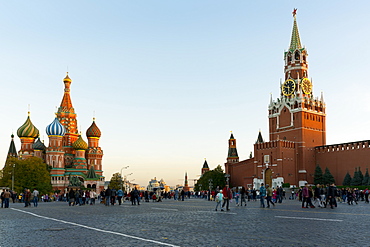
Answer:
[{"left": 225, "top": 13, "right": 369, "bottom": 189}]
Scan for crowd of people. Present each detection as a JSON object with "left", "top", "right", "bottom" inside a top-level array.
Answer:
[
  {"left": 0, "top": 188, "right": 50, "bottom": 208},
  {"left": 291, "top": 183, "right": 370, "bottom": 209},
  {"left": 3, "top": 183, "right": 370, "bottom": 211}
]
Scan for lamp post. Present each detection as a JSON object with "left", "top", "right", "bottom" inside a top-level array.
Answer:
[
  {"left": 225, "top": 174, "right": 230, "bottom": 187},
  {"left": 120, "top": 166, "right": 129, "bottom": 190},
  {"left": 208, "top": 179, "right": 213, "bottom": 201},
  {"left": 124, "top": 173, "right": 133, "bottom": 192}
]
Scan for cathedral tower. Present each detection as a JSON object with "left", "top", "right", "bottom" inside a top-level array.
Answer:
[
  {"left": 17, "top": 112, "right": 39, "bottom": 159},
  {"left": 86, "top": 118, "right": 103, "bottom": 176},
  {"left": 46, "top": 116, "right": 66, "bottom": 190},
  {"left": 33, "top": 137, "right": 46, "bottom": 160},
  {"left": 57, "top": 73, "right": 79, "bottom": 168},
  {"left": 7, "top": 134, "right": 18, "bottom": 159},
  {"left": 72, "top": 135, "right": 88, "bottom": 170}
]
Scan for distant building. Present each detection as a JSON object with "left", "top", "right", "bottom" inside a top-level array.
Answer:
[
  {"left": 147, "top": 177, "right": 167, "bottom": 191},
  {"left": 201, "top": 159, "right": 209, "bottom": 175}
]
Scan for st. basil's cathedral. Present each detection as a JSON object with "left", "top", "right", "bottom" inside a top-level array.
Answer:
[{"left": 8, "top": 73, "right": 104, "bottom": 193}]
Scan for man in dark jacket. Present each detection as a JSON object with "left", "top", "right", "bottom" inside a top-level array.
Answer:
[
  {"left": 327, "top": 183, "right": 337, "bottom": 209},
  {"left": 105, "top": 187, "right": 112, "bottom": 206}
]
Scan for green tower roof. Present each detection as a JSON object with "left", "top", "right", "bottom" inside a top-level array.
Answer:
[
  {"left": 7, "top": 134, "right": 18, "bottom": 158},
  {"left": 86, "top": 165, "right": 99, "bottom": 180},
  {"left": 289, "top": 10, "right": 302, "bottom": 51}
]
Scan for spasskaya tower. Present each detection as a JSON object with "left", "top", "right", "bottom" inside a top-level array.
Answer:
[{"left": 267, "top": 9, "right": 326, "bottom": 184}]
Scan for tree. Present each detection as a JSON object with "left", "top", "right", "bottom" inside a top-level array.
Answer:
[
  {"left": 342, "top": 172, "right": 352, "bottom": 186},
  {"left": 313, "top": 165, "right": 324, "bottom": 185},
  {"left": 323, "top": 167, "right": 335, "bottom": 185},
  {"left": 0, "top": 157, "right": 52, "bottom": 195},
  {"left": 351, "top": 167, "right": 362, "bottom": 186},
  {"left": 108, "top": 172, "right": 123, "bottom": 190},
  {"left": 195, "top": 165, "right": 225, "bottom": 191},
  {"left": 358, "top": 167, "right": 364, "bottom": 185},
  {"left": 363, "top": 168, "right": 369, "bottom": 186}
]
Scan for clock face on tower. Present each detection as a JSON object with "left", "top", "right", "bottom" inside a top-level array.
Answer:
[
  {"left": 282, "top": 79, "right": 296, "bottom": 96},
  {"left": 301, "top": 78, "right": 312, "bottom": 94}
]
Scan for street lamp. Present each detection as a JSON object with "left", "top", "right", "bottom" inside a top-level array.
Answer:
[
  {"left": 120, "top": 166, "right": 129, "bottom": 190},
  {"left": 208, "top": 179, "right": 213, "bottom": 201},
  {"left": 225, "top": 174, "right": 230, "bottom": 187},
  {"left": 125, "top": 173, "right": 133, "bottom": 192},
  {"left": 120, "top": 166, "right": 129, "bottom": 176}
]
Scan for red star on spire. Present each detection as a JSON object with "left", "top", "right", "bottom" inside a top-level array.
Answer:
[{"left": 292, "top": 8, "right": 297, "bottom": 17}]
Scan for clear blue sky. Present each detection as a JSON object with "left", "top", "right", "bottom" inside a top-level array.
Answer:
[{"left": 1, "top": 1, "right": 369, "bottom": 186}]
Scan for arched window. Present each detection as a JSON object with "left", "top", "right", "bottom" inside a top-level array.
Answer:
[{"left": 295, "top": 51, "right": 300, "bottom": 60}]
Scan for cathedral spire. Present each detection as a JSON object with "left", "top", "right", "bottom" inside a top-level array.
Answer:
[
  {"left": 59, "top": 72, "right": 74, "bottom": 111},
  {"left": 7, "top": 134, "right": 18, "bottom": 159},
  {"left": 289, "top": 9, "right": 302, "bottom": 51}
]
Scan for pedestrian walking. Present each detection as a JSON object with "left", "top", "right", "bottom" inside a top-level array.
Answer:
[
  {"left": 105, "top": 187, "right": 112, "bottom": 206},
  {"left": 266, "top": 185, "right": 275, "bottom": 208},
  {"left": 90, "top": 190, "right": 96, "bottom": 205},
  {"left": 240, "top": 186, "right": 247, "bottom": 206},
  {"left": 32, "top": 188, "right": 39, "bottom": 207},
  {"left": 222, "top": 184, "right": 232, "bottom": 211},
  {"left": 117, "top": 189, "right": 123, "bottom": 205},
  {"left": 3, "top": 189, "right": 11, "bottom": 208},
  {"left": 327, "top": 183, "right": 337, "bottom": 209},
  {"left": 24, "top": 189, "right": 31, "bottom": 207},
  {"left": 302, "top": 183, "right": 315, "bottom": 208},
  {"left": 259, "top": 183, "right": 266, "bottom": 208},
  {"left": 68, "top": 188, "right": 75, "bottom": 206},
  {"left": 215, "top": 190, "right": 224, "bottom": 211},
  {"left": 1, "top": 189, "right": 4, "bottom": 208}
]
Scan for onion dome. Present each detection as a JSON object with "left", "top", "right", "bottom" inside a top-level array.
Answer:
[
  {"left": 46, "top": 117, "right": 66, "bottom": 136},
  {"left": 64, "top": 72, "right": 72, "bottom": 83},
  {"left": 86, "top": 118, "right": 101, "bottom": 138},
  {"left": 17, "top": 112, "right": 39, "bottom": 138},
  {"left": 33, "top": 137, "right": 46, "bottom": 150},
  {"left": 73, "top": 135, "right": 88, "bottom": 150}
]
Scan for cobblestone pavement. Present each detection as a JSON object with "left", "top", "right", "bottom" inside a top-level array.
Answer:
[{"left": 1, "top": 198, "right": 370, "bottom": 247}]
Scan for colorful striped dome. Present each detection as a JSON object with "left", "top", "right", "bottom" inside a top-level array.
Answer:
[
  {"left": 86, "top": 119, "right": 101, "bottom": 138},
  {"left": 46, "top": 117, "right": 66, "bottom": 136},
  {"left": 17, "top": 113, "right": 39, "bottom": 138},
  {"left": 33, "top": 137, "right": 46, "bottom": 150},
  {"left": 64, "top": 73, "right": 72, "bottom": 82},
  {"left": 73, "top": 135, "right": 88, "bottom": 150}
]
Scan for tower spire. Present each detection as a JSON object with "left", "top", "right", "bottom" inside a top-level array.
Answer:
[
  {"left": 227, "top": 132, "right": 239, "bottom": 163},
  {"left": 290, "top": 8, "right": 302, "bottom": 51},
  {"left": 7, "top": 134, "right": 18, "bottom": 160}
]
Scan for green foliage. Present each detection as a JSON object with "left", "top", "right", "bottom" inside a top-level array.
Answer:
[
  {"left": 363, "top": 168, "right": 369, "bottom": 186},
  {"left": 313, "top": 165, "right": 324, "bottom": 185},
  {"left": 342, "top": 172, "right": 352, "bottom": 186},
  {"left": 0, "top": 157, "right": 52, "bottom": 195},
  {"left": 323, "top": 167, "right": 335, "bottom": 185},
  {"left": 282, "top": 183, "right": 290, "bottom": 188},
  {"left": 109, "top": 172, "right": 123, "bottom": 190},
  {"left": 195, "top": 165, "right": 225, "bottom": 191},
  {"left": 351, "top": 167, "right": 363, "bottom": 186}
]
